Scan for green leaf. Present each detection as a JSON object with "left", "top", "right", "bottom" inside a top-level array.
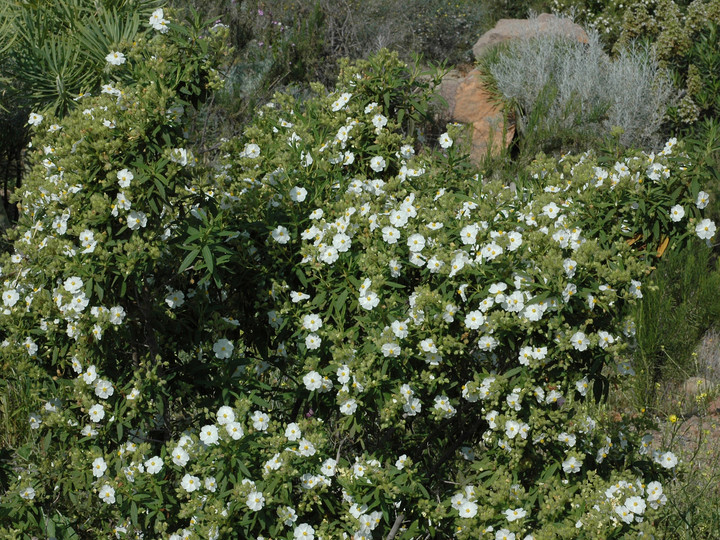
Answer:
[
  {"left": 202, "top": 245, "right": 214, "bottom": 274},
  {"left": 178, "top": 248, "right": 199, "bottom": 273}
]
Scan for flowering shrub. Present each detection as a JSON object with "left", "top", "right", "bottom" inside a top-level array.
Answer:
[{"left": 1, "top": 24, "right": 717, "bottom": 540}]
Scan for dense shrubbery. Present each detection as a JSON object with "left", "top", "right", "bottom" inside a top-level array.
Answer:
[
  {"left": 0, "top": 1, "right": 718, "bottom": 532},
  {"left": 1, "top": 2, "right": 720, "bottom": 540}
]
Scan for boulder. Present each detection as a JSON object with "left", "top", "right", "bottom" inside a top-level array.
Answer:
[
  {"left": 472, "top": 13, "right": 589, "bottom": 61},
  {"left": 439, "top": 68, "right": 514, "bottom": 163},
  {"left": 436, "top": 14, "right": 590, "bottom": 164}
]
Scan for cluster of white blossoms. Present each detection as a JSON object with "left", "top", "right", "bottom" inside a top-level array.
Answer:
[
  {"left": 222, "top": 85, "right": 695, "bottom": 535},
  {"left": 8, "top": 46, "right": 703, "bottom": 537},
  {"left": 148, "top": 8, "right": 170, "bottom": 33}
]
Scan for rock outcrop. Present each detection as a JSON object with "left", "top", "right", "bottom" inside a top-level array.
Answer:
[
  {"left": 472, "top": 13, "right": 589, "bottom": 61},
  {"left": 437, "top": 14, "right": 589, "bottom": 164}
]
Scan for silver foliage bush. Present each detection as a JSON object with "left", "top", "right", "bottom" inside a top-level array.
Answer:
[{"left": 488, "top": 27, "right": 674, "bottom": 150}]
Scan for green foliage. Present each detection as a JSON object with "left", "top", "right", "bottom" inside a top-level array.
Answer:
[
  {"left": 631, "top": 241, "right": 720, "bottom": 409},
  {"left": 1, "top": 0, "right": 163, "bottom": 117},
  {"left": 615, "top": 0, "right": 720, "bottom": 128},
  {"left": 0, "top": 6, "right": 718, "bottom": 536}
]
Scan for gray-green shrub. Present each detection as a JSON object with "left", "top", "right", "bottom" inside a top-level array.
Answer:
[{"left": 485, "top": 27, "right": 674, "bottom": 152}]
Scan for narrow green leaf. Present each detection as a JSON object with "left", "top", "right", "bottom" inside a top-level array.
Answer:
[
  {"left": 202, "top": 245, "right": 214, "bottom": 274},
  {"left": 178, "top": 248, "right": 199, "bottom": 273}
]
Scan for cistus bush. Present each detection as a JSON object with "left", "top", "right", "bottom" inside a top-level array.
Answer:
[{"left": 1, "top": 20, "right": 718, "bottom": 540}]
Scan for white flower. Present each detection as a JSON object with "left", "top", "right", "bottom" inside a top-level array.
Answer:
[
  {"left": 505, "top": 419, "right": 520, "bottom": 439},
  {"left": 381, "top": 342, "right": 401, "bottom": 357},
  {"left": 205, "top": 476, "right": 217, "bottom": 492},
  {"left": 372, "top": 114, "right": 387, "bottom": 130},
  {"left": 181, "top": 473, "right": 200, "bottom": 492},
  {"left": 331, "top": 92, "right": 352, "bottom": 111},
  {"left": 319, "top": 246, "right": 338, "bottom": 264},
  {"left": 571, "top": 331, "right": 590, "bottom": 351},
  {"left": 465, "top": 310, "right": 485, "bottom": 330},
  {"left": 460, "top": 223, "right": 479, "bottom": 245},
  {"left": 407, "top": 233, "right": 426, "bottom": 252},
  {"left": 658, "top": 451, "right": 678, "bottom": 469},
  {"left": 94, "top": 379, "right": 114, "bottom": 399},
  {"left": 20, "top": 486, "right": 35, "bottom": 500},
  {"left": 298, "top": 438, "right": 316, "bottom": 457},
  {"left": 562, "top": 456, "right": 581, "bottom": 473},
  {"left": 696, "top": 218, "right": 716, "bottom": 240},
  {"left": 149, "top": 8, "right": 169, "bottom": 33},
  {"left": 369, "top": 156, "right": 386, "bottom": 172},
  {"left": 213, "top": 338, "right": 234, "bottom": 359},
  {"left": 243, "top": 143, "right": 261, "bottom": 158},
  {"left": 359, "top": 291, "right": 379, "bottom": 310},
  {"left": 290, "top": 291, "right": 311, "bottom": 303},
  {"left": 575, "top": 377, "right": 589, "bottom": 396},
  {"left": 92, "top": 457, "right": 107, "bottom": 478},
  {"left": 495, "top": 529, "right": 515, "bottom": 540},
  {"left": 458, "top": 500, "right": 478, "bottom": 518},
  {"left": 669, "top": 204, "right": 684, "bottom": 222},
  {"left": 558, "top": 432, "right": 576, "bottom": 447},
  {"left": 64, "top": 276, "right": 84, "bottom": 293},
  {"left": 382, "top": 226, "right": 400, "bottom": 244},
  {"left": 106, "top": 51, "right": 126, "bottom": 65},
  {"left": 321, "top": 458, "right": 337, "bottom": 476},
  {"left": 117, "top": 169, "right": 134, "bottom": 188},
  {"left": 439, "top": 132, "right": 453, "bottom": 149},
  {"left": 226, "top": 421, "right": 244, "bottom": 440},
  {"left": 28, "top": 413, "right": 42, "bottom": 429},
  {"left": 82, "top": 365, "right": 98, "bottom": 384},
  {"left": 3, "top": 289, "right": 19, "bottom": 307},
  {"left": 542, "top": 202, "right": 560, "bottom": 219},
  {"left": 285, "top": 422, "right": 302, "bottom": 441},
  {"left": 127, "top": 211, "right": 147, "bottom": 230},
  {"left": 302, "top": 313, "right": 322, "bottom": 331},
  {"left": 99, "top": 484, "right": 115, "bottom": 504},
  {"left": 165, "top": 290, "right": 185, "bottom": 308},
  {"left": 172, "top": 446, "right": 189, "bottom": 466},
  {"left": 290, "top": 186, "right": 307, "bottom": 202},
  {"left": 145, "top": 456, "right": 163, "bottom": 474},
  {"left": 251, "top": 410, "right": 270, "bottom": 430},
  {"left": 626, "top": 496, "right": 646, "bottom": 515},
  {"left": 294, "top": 523, "right": 315, "bottom": 539},
  {"left": 247, "top": 490, "right": 265, "bottom": 511},
  {"left": 28, "top": 113, "right": 44, "bottom": 126},
  {"left": 696, "top": 191, "right": 710, "bottom": 209},
  {"left": 88, "top": 403, "right": 105, "bottom": 422},
  {"left": 199, "top": 424, "right": 219, "bottom": 445},
  {"left": 504, "top": 507, "right": 527, "bottom": 522},
  {"left": 615, "top": 504, "right": 634, "bottom": 524},
  {"left": 217, "top": 406, "right": 235, "bottom": 425},
  {"left": 400, "top": 144, "right": 415, "bottom": 158},
  {"left": 340, "top": 398, "right": 357, "bottom": 415},
  {"left": 303, "top": 371, "right": 323, "bottom": 391},
  {"left": 170, "top": 147, "right": 192, "bottom": 166},
  {"left": 305, "top": 333, "right": 321, "bottom": 349},
  {"left": 109, "top": 306, "right": 125, "bottom": 325}
]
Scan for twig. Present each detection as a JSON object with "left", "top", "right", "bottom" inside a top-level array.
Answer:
[{"left": 386, "top": 513, "right": 404, "bottom": 540}]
